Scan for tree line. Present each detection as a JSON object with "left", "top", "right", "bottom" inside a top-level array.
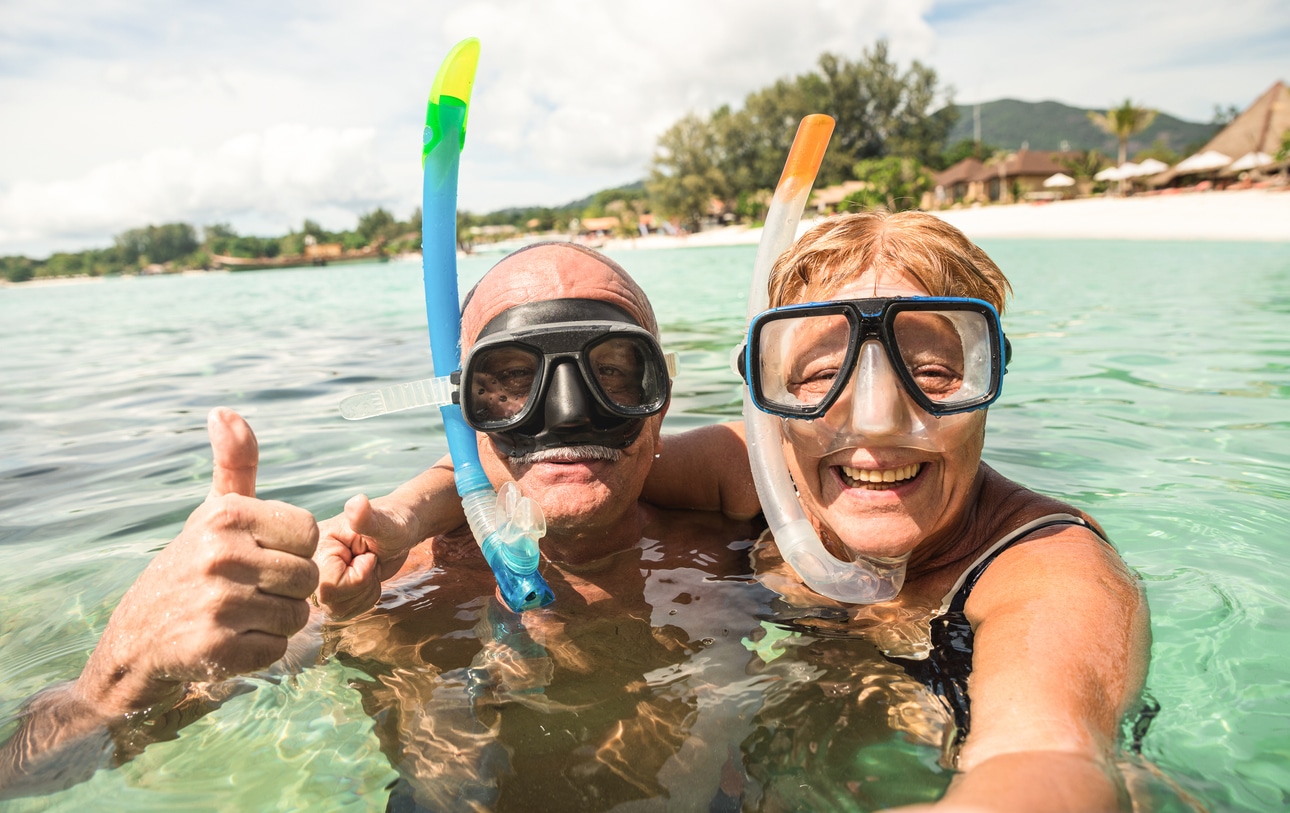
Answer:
[{"left": 1, "top": 209, "right": 422, "bottom": 284}]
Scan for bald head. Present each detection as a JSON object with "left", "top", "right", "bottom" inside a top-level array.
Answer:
[{"left": 462, "top": 243, "right": 658, "bottom": 349}]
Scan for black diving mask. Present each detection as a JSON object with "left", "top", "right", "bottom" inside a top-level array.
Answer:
[{"left": 460, "top": 299, "right": 673, "bottom": 457}]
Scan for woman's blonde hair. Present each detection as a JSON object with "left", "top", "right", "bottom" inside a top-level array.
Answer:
[{"left": 768, "top": 211, "right": 1012, "bottom": 313}]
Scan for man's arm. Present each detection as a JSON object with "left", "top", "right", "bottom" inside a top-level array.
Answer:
[
  {"left": 314, "top": 455, "right": 467, "bottom": 619},
  {"left": 641, "top": 422, "right": 761, "bottom": 520},
  {"left": 0, "top": 409, "right": 318, "bottom": 798}
]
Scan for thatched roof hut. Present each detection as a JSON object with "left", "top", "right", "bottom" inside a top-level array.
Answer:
[
  {"left": 1202, "top": 81, "right": 1290, "bottom": 159},
  {"left": 1159, "top": 81, "right": 1290, "bottom": 183}
]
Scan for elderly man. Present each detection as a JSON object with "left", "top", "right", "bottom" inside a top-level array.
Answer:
[
  {"left": 312, "top": 242, "right": 758, "bottom": 616},
  {"left": 311, "top": 242, "right": 763, "bottom": 809}
]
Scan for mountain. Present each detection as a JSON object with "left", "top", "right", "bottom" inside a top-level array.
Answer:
[{"left": 945, "top": 99, "right": 1219, "bottom": 156}]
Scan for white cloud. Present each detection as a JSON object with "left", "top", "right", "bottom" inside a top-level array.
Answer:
[
  {"left": 0, "top": 125, "right": 396, "bottom": 253},
  {"left": 0, "top": 0, "right": 1284, "bottom": 256},
  {"left": 925, "top": 0, "right": 1289, "bottom": 113}
]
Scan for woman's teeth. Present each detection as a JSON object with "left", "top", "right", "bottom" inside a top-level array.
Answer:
[{"left": 839, "top": 463, "right": 921, "bottom": 488}]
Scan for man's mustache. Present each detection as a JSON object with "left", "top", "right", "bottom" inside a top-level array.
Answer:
[{"left": 510, "top": 445, "right": 623, "bottom": 465}]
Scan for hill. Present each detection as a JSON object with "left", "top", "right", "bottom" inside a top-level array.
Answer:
[{"left": 946, "top": 99, "right": 1218, "bottom": 156}]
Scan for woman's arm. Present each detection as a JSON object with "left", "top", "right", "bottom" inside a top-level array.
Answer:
[
  {"left": 942, "top": 525, "right": 1151, "bottom": 812},
  {"left": 640, "top": 421, "right": 761, "bottom": 520}
]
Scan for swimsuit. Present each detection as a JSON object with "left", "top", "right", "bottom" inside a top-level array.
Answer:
[{"left": 888, "top": 513, "right": 1110, "bottom": 749}]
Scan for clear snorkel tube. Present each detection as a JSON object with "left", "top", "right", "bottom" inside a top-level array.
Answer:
[
  {"left": 742, "top": 115, "right": 908, "bottom": 603},
  {"left": 414, "top": 38, "right": 554, "bottom": 612}
]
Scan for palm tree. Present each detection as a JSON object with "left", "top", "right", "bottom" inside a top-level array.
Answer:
[
  {"left": 1088, "top": 100, "right": 1158, "bottom": 193},
  {"left": 1088, "top": 100, "right": 1159, "bottom": 166}
]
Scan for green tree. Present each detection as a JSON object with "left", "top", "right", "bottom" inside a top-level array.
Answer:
[
  {"left": 302, "top": 219, "right": 327, "bottom": 241},
  {"left": 1088, "top": 100, "right": 1158, "bottom": 167},
  {"left": 0, "top": 256, "right": 37, "bottom": 283},
  {"left": 940, "top": 138, "right": 1000, "bottom": 169},
  {"left": 731, "top": 80, "right": 837, "bottom": 191},
  {"left": 1278, "top": 129, "right": 1290, "bottom": 181},
  {"left": 114, "top": 223, "right": 199, "bottom": 266},
  {"left": 356, "top": 207, "right": 397, "bottom": 244},
  {"left": 816, "top": 44, "right": 957, "bottom": 170},
  {"left": 647, "top": 113, "right": 728, "bottom": 232},
  {"left": 649, "top": 41, "right": 955, "bottom": 219},
  {"left": 841, "top": 157, "right": 933, "bottom": 213},
  {"left": 1059, "top": 149, "right": 1111, "bottom": 194},
  {"left": 1133, "top": 138, "right": 1180, "bottom": 166},
  {"left": 1211, "top": 104, "right": 1241, "bottom": 127},
  {"left": 228, "top": 235, "right": 280, "bottom": 259},
  {"left": 203, "top": 223, "right": 238, "bottom": 256}
]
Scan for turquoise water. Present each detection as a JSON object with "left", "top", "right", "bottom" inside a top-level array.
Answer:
[{"left": 0, "top": 240, "right": 1287, "bottom": 811}]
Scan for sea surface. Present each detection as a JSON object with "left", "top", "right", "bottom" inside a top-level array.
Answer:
[{"left": 1, "top": 240, "right": 1288, "bottom": 811}]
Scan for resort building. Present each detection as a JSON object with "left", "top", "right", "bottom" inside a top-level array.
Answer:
[{"left": 929, "top": 149, "right": 1079, "bottom": 207}]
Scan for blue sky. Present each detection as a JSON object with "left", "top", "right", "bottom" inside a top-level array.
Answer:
[{"left": 1, "top": 0, "right": 1286, "bottom": 257}]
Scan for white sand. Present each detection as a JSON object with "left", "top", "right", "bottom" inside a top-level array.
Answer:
[
  {"left": 599, "top": 187, "right": 1290, "bottom": 251},
  {"left": 930, "top": 188, "right": 1290, "bottom": 242}
]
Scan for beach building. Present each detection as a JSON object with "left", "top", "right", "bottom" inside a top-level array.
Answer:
[
  {"left": 578, "top": 216, "right": 621, "bottom": 237},
  {"left": 928, "top": 149, "right": 1078, "bottom": 207},
  {"left": 929, "top": 158, "right": 983, "bottom": 207},
  {"left": 809, "top": 180, "right": 868, "bottom": 213},
  {"left": 1158, "top": 80, "right": 1290, "bottom": 186}
]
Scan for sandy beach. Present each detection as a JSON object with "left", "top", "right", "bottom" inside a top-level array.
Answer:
[{"left": 598, "top": 187, "right": 1290, "bottom": 251}]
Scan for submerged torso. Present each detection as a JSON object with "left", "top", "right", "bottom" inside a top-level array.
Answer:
[{"left": 324, "top": 509, "right": 777, "bottom": 812}]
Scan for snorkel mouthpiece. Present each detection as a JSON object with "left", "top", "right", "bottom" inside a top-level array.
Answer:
[
  {"left": 742, "top": 115, "right": 909, "bottom": 604},
  {"left": 421, "top": 38, "right": 553, "bottom": 612}
]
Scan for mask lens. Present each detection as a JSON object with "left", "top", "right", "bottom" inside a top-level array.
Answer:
[
  {"left": 757, "top": 312, "right": 851, "bottom": 411},
  {"left": 585, "top": 335, "right": 662, "bottom": 410},
  {"left": 464, "top": 344, "right": 541, "bottom": 426},
  {"left": 892, "top": 308, "right": 993, "bottom": 408}
]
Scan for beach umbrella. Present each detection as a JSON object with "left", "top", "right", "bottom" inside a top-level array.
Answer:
[
  {"left": 1131, "top": 158, "right": 1170, "bottom": 177},
  {"left": 1227, "top": 151, "right": 1274, "bottom": 172},
  {"left": 1043, "top": 172, "right": 1076, "bottom": 188},
  {"left": 1174, "top": 150, "right": 1233, "bottom": 174},
  {"left": 1094, "top": 166, "right": 1123, "bottom": 181}
]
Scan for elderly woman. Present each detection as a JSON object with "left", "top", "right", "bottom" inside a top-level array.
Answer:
[{"left": 646, "top": 210, "right": 1151, "bottom": 812}]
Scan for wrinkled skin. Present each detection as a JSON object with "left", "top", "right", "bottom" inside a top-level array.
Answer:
[
  {"left": 1, "top": 408, "right": 319, "bottom": 796},
  {"left": 79, "top": 409, "right": 319, "bottom": 711}
]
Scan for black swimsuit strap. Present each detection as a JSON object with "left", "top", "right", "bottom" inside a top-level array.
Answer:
[
  {"left": 945, "top": 515, "right": 1109, "bottom": 615},
  {"left": 889, "top": 514, "right": 1109, "bottom": 752}
]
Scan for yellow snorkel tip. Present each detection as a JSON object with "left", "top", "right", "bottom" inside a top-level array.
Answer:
[{"left": 423, "top": 38, "right": 480, "bottom": 165}]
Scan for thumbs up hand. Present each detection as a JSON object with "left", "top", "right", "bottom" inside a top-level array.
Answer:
[
  {"left": 313, "top": 493, "right": 417, "bottom": 620},
  {"left": 75, "top": 408, "right": 319, "bottom": 718}
]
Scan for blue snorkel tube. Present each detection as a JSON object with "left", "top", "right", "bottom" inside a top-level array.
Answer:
[{"left": 420, "top": 38, "right": 554, "bottom": 612}]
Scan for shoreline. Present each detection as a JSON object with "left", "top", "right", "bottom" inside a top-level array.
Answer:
[{"left": 6, "top": 188, "right": 1288, "bottom": 288}]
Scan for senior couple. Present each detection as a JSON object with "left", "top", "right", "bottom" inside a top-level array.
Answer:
[{"left": 1, "top": 212, "right": 1150, "bottom": 812}]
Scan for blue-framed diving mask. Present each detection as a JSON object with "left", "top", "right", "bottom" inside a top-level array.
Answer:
[{"left": 739, "top": 296, "right": 1011, "bottom": 456}]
